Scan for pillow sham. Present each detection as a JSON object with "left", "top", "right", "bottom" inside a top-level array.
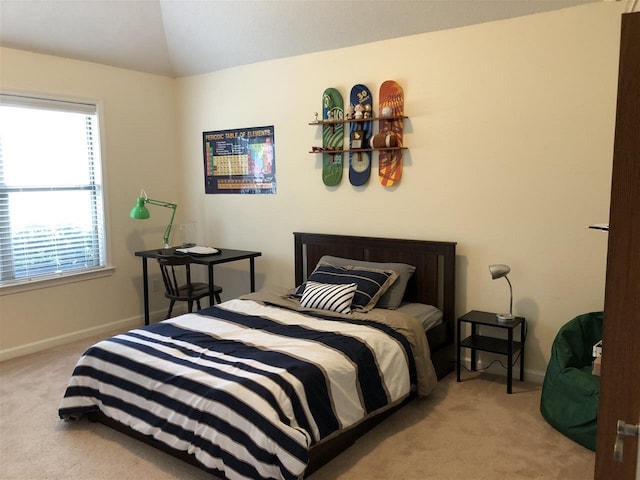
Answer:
[
  {"left": 296, "top": 264, "right": 398, "bottom": 312},
  {"left": 299, "top": 281, "right": 357, "bottom": 314},
  {"left": 317, "top": 255, "right": 416, "bottom": 310}
]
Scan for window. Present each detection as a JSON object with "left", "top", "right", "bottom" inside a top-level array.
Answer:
[{"left": 0, "top": 93, "right": 107, "bottom": 288}]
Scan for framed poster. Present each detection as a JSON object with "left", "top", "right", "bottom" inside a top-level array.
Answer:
[{"left": 203, "top": 125, "right": 276, "bottom": 194}]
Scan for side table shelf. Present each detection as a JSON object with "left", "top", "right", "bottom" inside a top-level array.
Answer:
[
  {"left": 457, "top": 310, "right": 526, "bottom": 394},
  {"left": 459, "top": 335, "right": 523, "bottom": 356}
]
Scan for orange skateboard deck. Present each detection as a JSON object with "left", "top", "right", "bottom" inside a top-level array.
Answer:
[{"left": 378, "top": 81, "right": 404, "bottom": 186}]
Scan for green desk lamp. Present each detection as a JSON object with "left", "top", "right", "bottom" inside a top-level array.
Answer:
[{"left": 129, "top": 190, "right": 178, "bottom": 249}]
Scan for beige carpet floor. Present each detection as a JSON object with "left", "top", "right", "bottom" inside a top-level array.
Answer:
[{"left": 0, "top": 331, "right": 595, "bottom": 480}]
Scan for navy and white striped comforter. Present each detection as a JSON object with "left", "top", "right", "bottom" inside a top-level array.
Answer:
[{"left": 59, "top": 299, "right": 420, "bottom": 480}]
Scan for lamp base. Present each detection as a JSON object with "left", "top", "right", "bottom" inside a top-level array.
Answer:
[{"left": 496, "top": 313, "right": 515, "bottom": 323}]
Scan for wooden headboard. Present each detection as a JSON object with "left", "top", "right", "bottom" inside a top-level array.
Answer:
[{"left": 293, "top": 232, "right": 457, "bottom": 330}]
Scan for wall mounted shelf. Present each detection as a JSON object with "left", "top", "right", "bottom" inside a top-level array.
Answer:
[
  {"left": 309, "top": 147, "right": 407, "bottom": 154},
  {"left": 309, "top": 116, "right": 408, "bottom": 154},
  {"left": 308, "top": 115, "right": 407, "bottom": 126}
]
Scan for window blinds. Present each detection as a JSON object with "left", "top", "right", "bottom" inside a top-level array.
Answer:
[{"left": 0, "top": 93, "right": 107, "bottom": 287}]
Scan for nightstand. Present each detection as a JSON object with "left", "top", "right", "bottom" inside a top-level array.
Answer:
[{"left": 457, "top": 310, "right": 526, "bottom": 394}]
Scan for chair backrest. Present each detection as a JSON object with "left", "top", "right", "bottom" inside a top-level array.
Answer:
[{"left": 157, "top": 255, "right": 193, "bottom": 298}]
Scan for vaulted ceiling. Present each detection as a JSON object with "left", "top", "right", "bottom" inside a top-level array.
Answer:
[{"left": 0, "top": 0, "right": 598, "bottom": 78}]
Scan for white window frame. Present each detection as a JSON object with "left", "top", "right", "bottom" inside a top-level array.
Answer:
[{"left": 0, "top": 92, "right": 113, "bottom": 294}]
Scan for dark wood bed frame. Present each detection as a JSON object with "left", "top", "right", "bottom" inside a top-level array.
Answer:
[{"left": 91, "top": 232, "right": 457, "bottom": 478}]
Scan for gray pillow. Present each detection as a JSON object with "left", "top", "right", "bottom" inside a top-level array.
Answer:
[
  {"left": 317, "top": 255, "right": 416, "bottom": 309},
  {"left": 396, "top": 303, "right": 443, "bottom": 331}
]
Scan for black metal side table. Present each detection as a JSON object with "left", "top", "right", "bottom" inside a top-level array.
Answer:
[{"left": 457, "top": 310, "right": 526, "bottom": 394}]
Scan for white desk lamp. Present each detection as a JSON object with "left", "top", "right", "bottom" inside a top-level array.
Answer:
[{"left": 489, "top": 264, "right": 515, "bottom": 322}]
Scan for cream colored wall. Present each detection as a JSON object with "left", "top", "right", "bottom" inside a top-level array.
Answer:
[
  {"left": 0, "top": 48, "right": 178, "bottom": 358},
  {"left": 0, "top": 3, "right": 625, "bottom": 380},
  {"left": 176, "top": 3, "right": 624, "bottom": 380}
]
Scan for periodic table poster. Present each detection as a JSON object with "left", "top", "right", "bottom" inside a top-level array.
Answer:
[{"left": 202, "top": 126, "right": 276, "bottom": 194}]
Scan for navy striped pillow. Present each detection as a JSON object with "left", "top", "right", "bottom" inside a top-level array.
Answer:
[
  {"left": 300, "top": 281, "right": 357, "bottom": 314},
  {"left": 296, "top": 264, "right": 398, "bottom": 312}
]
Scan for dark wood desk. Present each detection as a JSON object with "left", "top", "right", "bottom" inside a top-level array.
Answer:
[{"left": 135, "top": 247, "right": 262, "bottom": 325}]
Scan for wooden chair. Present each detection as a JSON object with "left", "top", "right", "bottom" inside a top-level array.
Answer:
[{"left": 157, "top": 255, "right": 222, "bottom": 319}]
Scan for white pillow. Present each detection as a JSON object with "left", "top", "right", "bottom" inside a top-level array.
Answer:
[{"left": 299, "top": 281, "right": 357, "bottom": 314}]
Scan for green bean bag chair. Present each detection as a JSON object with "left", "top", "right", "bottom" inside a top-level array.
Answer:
[{"left": 540, "top": 311, "right": 603, "bottom": 451}]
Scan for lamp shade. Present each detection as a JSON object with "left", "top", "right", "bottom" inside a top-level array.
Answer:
[
  {"left": 489, "top": 264, "right": 511, "bottom": 280},
  {"left": 129, "top": 190, "right": 178, "bottom": 249},
  {"left": 129, "top": 197, "right": 150, "bottom": 219}
]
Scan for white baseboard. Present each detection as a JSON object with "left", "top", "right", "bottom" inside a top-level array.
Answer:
[{"left": 0, "top": 309, "right": 163, "bottom": 362}]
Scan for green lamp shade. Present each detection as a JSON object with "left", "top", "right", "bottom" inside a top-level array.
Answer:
[
  {"left": 129, "top": 190, "right": 177, "bottom": 249},
  {"left": 129, "top": 197, "right": 150, "bottom": 219}
]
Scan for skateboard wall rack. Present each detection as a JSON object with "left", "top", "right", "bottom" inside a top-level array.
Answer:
[
  {"left": 309, "top": 116, "right": 408, "bottom": 154},
  {"left": 309, "top": 147, "right": 406, "bottom": 154},
  {"left": 309, "top": 115, "right": 407, "bottom": 126}
]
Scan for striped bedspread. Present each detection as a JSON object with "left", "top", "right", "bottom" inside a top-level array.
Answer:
[{"left": 59, "top": 299, "right": 419, "bottom": 480}]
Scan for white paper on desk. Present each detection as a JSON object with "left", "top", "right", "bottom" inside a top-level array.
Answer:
[{"left": 175, "top": 246, "right": 219, "bottom": 255}]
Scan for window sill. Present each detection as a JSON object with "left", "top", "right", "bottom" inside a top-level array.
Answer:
[{"left": 0, "top": 266, "right": 116, "bottom": 296}]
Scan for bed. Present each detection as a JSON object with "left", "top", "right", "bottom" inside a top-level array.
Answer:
[{"left": 59, "top": 232, "right": 456, "bottom": 479}]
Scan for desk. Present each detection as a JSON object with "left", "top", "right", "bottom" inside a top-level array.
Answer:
[{"left": 135, "top": 248, "right": 262, "bottom": 325}]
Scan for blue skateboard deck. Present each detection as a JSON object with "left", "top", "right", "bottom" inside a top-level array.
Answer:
[{"left": 348, "top": 84, "right": 373, "bottom": 186}]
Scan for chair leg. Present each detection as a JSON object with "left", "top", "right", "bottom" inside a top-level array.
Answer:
[
  {"left": 215, "top": 294, "right": 221, "bottom": 304},
  {"left": 166, "top": 300, "right": 175, "bottom": 319},
  {"left": 196, "top": 299, "right": 201, "bottom": 311},
  {"left": 188, "top": 301, "right": 194, "bottom": 313}
]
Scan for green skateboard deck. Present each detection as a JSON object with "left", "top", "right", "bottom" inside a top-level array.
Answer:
[
  {"left": 348, "top": 84, "right": 373, "bottom": 186},
  {"left": 322, "top": 88, "right": 344, "bottom": 186},
  {"left": 378, "top": 80, "right": 404, "bottom": 187}
]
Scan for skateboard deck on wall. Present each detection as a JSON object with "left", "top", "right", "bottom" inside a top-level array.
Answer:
[
  {"left": 322, "top": 88, "right": 344, "bottom": 186},
  {"left": 378, "top": 80, "right": 404, "bottom": 187},
  {"left": 348, "top": 83, "right": 374, "bottom": 186}
]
